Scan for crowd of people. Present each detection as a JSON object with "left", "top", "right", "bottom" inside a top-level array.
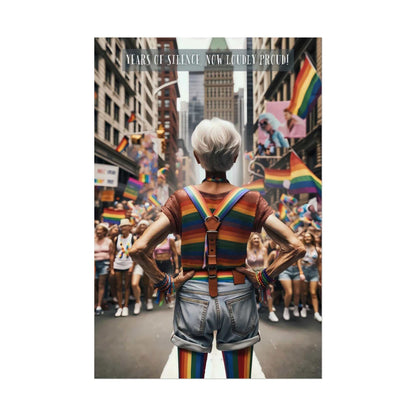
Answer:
[{"left": 94, "top": 199, "right": 322, "bottom": 323}]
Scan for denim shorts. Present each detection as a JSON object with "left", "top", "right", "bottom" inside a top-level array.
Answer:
[
  {"left": 95, "top": 260, "right": 110, "bottom": 279},
  {"left": 279, "top": 265, "right": 300, "bottom": 281},
  {"left": 171, "top": 272, "right": 261, "bottom": 353},
  {"left": 302, "top": 265, "right": 320, "bottom": 282}
]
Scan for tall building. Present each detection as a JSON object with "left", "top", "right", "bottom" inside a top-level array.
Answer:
[
  {"left": 252, "top": 37, "right": 322, "bottom": 205},
  {"left": 94, "top": 37, "right": 158, "bottom": 210},
  {"left": 188, "top": 71, "right": 204, "bottom": 137},
  {"left": 157, "top": 38, "right": 180, "bottom": 192},
  {"left": 204, "top": 38, "right": 234, "bottom": 122},
  {"left": 179, "top": 101, "right": 190, "bottom": 151}
]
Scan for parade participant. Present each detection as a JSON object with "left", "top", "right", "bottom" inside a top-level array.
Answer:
[
  {"left": 246, "top": 233, "right": 278, "bottom": 322},
  {"left": 153, "top": 232, "right": 179, "bottom": 308},
  {"left": 258, "top": 113, "right": 289, "bottom": 152},
  {"left": 131, "top": 220, "right": 153, "bottom": 314},
  {"left": 283, "top": 108, "right": 302, "bottom": 134},
  {"left": 298, "top": 232, "right": 322, "bottom": 322},
  {"left": 130, "top": 118, "right": 305, "bottom": 379},
  {"left": 94, "top": 223, "right": 114, "bottom": 315},
  {"left": 276, "top": 254, "right": 302, "bottom": 320},
  {"left": 110, "top": 219, "right": 136, "bottom": 317}
]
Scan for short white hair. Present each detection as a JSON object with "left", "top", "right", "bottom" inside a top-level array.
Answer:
[{"left": 191, "top": 118, "right": 241, "bottom": 172}]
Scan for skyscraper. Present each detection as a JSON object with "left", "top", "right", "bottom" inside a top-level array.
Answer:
[
  {"left": 204, "top": 38, "right": 234, "bottom": 122},
  {"left": 188, "top": 71, "right": 204, "bottom": 138}
]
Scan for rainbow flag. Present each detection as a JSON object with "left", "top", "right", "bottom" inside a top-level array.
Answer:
[
  {"left": 290, "top": 217, "right": 303, "bottom": 232},
  {"left": 264, "top": 168, "right": 291, "bottom": 188},
  {"left": 138, "top": 173, "right": 150, "bottom": 184},
  {"left": 289, "top": 152, "right": 322, "bottom": 197},
  {"left": 123, "top": 177, "right": 142, "bottom": 200},
  {"left": 280, "top": 193, "right": 298, "bottom": 206},
  {"left": 102, "top": 208, "right": 125, "bottom": 225},
  {"left": 242, "top": 179, "right": 265, "bottom": 195},
  {"left": 128, "top": 112, "right": 136, "bottom": 123},
  {"left": 277, "top": 203, "right": 289, "bottom": 222},
  {"left": 148, "top": 193, "right": 161, "bottom": 207},
  {"left": 287, "top": 54, "right": 322, "bottom": 119},
  {"left": 116, "top": 136, "right": 129, "bottom": 153}
]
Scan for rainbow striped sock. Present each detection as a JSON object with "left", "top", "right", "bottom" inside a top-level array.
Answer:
[
  {"left": 178, "top": 348, "right": 208, "bottom": 378},
  {"left": 222, "top": 346, "right": 253, "bottom": 378}
]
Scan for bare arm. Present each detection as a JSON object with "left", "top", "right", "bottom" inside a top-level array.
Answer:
[
  {"left": 130, "top": 213, "right": 194, "bottom": 288},
  {"left": 237, "top": 214, "right": 305, "bottom": 284},
  {"left": 262, "top": 214, "right": 306, "bottom": 279},
  {"left": 130, "top": 214, "right": 171, "bottom": 283}
]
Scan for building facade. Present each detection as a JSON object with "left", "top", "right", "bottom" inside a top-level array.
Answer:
[
  {"left": 188, "top": 71, "right": 205, "bottom": 138},
  {"left": 157, "top": 38, "right": 180, "bottom": 192},
  {"left": 252, "top": 37, "right": 322, "bottom": 206},
  {"left": 204, "top": 38, "right": 234, "bottom": 122},
  {"left": 94, "top": 37, "right": 159, "bottom": 211}
]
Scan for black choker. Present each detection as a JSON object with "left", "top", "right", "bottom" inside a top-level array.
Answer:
[{"left": 203, "top": 176, "right": 229, "bottom": 183}]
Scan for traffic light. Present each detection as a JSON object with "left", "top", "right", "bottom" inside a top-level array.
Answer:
[
  {"left": 157, "top": 124, "right": 165, "bottom": 139},
  {"left": 161, "top": 139, "right": 167, "bottom": 154},
  {"left": 131, "top": 134, "right": 143, "bottom": 145}
]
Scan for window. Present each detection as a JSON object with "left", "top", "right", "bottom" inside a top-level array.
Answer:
[
  {"left": 116, "top": 45, "right": 121, "bottom": 61},
  {"left": 164, "top": 43, "right": 170, "bottom": 51},
  {"left": 164, "top": 99, "right": 170, "bottom": 108},
  {"left": 94, "top": 83, "right": 99, "bottom": 107},
  {"left": 105, "top": 65, "right": 111, "bottom": 84},
  {"left": 115, "top": 78, "right": 120, "bottom": 95},
  {"left": 125, "top": 92, "right": 129, "bottom": 106},
  {"left": 164, "top": 121, "right": 170, "bottom": 129},
  {"left": 138, "top": 102, "right": 142, "bottom": 114},
  {"left": 105, "top": 122, "right": 111, "bottom": 141},
  {"left": 164, "top": 89, "right": 169, "bottom": 97},
  {"left": 138, "top": 82, "right": 142, "bottom": 94},
  {"left": 105, "top": 95, "right": 111, "bottom": 115},
  {"left": 114, "top": 104, "right": 119, "bottom": 122},
  {"left": 94, "top": 110, "right": 98, "bottom": 133},
  {"left": 95, "top": 54, "right": 99, "bottom": 71},
  {"left": 158, "top": 100, "right": 162, "bottom": 108},
  {"left": 113, "top": 128, "right": 119, "bottom": 146},
  {"left": 124, "top": 114, "right": 129, "bottom": 130}
]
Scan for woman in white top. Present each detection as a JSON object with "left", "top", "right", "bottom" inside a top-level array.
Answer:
[{"left": 110, "top": 219, "right": 136, "bottom": 317}]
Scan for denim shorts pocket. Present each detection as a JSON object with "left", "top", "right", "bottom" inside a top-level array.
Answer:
[
  {"left": 225, "top": 291, "right": 257, "bottom": 337},
  {"left": 176, "top": 294, "right": 209, "bottom": 337}
]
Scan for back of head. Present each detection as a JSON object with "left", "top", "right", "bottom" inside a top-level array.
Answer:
[{"left": 191, "top": 118, "right": 241, "bottom": 172}]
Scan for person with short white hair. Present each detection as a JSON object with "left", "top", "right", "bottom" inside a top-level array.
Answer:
[{"left": 130, "top": 118, "right": 305, "bottom": 378}]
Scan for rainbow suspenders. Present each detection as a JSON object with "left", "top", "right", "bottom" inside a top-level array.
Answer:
[{"left": 183, "top": 185, "right": 249, "bottom": 297}]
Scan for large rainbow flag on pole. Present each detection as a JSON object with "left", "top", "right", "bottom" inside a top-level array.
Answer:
[
  {"left": 264, "top": 168, "right": 291, "bottom": 189},
  {"left": 289, "top": 152, "right": 322, "bottom": 197},
  {"left": 287, "top": 54, "right": 322, "bottom": 119}
]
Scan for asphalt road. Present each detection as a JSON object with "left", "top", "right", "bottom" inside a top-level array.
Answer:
[{"left": 95, "top": 298, "right": 321, "bottom": 379}]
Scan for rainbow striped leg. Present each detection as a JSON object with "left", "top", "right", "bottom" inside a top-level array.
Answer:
[
  {"left": 178, "top": 348, "right": 208, "bottom": 379},
  {"left": 222, "top": 346, "right": 253, "bottom": 379}
]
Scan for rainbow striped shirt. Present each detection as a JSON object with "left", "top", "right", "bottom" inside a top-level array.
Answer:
[{"left": 179, "top": 189, "right": 259, "bottom": 271}]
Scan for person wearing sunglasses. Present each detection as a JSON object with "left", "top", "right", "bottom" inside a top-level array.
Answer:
[{"left": 259, "top": 113, "right": 289, "bottom": 154}]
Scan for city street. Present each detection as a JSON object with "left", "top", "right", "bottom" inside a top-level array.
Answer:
[{"left": 95, "top": 298, "right": 321, "bottom": 379}]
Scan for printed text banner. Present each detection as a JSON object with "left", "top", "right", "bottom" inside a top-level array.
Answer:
[{"left": 94, "top": 164, "right": 119, "bottom": 188}]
